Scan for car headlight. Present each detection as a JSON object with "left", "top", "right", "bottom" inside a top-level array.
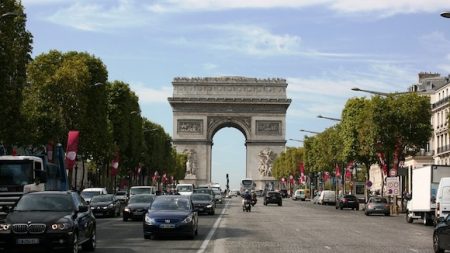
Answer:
[
  {"left": 182, "top": 215, "right": 193, "bottom": 224},
  {"left": 90, "top": 206, "right": 95, "bottom": 209},
  {"left": 50, "top": 219, "right": 73, "bottom": 231},
  {"left": 124, "top": 207, "right": 130, "bottom": 212},
  {"left": 108, "top": 204, "right": 114, "bottom": 208},
  {"left": 206, "top": 205, "right": 213, "bottom": 208},
  {"left": 144, "top": 216, "right": 156, "bottom": 225},
  {"left": 0, "top": 224, "right": 11, "bottom": 232}
]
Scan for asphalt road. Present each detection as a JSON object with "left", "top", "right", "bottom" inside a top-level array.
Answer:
[{"left": 95, "top": 197, "right": 435, "bottom": 253}]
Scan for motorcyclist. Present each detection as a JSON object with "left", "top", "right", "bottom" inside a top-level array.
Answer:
[
  {"left": 251, "top": 190, "right": 257, "bottom": 205},
  {"left": 243, "top": 190, "right": 252, "bottom": 206}
]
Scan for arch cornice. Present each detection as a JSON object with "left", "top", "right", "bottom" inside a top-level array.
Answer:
[{"left": 207, "top": 116, "right": 251, "bottom": 141}]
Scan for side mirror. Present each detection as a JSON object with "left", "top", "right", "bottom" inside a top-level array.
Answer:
[
  {"left": 34, "top": 170, "right": 47, "bottom": 183},
  {"left": 2, "top": 206, "right": 12, "bottom": 213}
]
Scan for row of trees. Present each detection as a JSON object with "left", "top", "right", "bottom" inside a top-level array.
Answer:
[
  {"left": 272, "top": 92, "right": 433, "bottom": 196},
  {"left": 0, "top": 1, "right": 186, "bottom": 190}
]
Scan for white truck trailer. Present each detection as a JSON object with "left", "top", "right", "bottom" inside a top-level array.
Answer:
[{"left": 406, "top": 165, "right": 450, "bottom": 225}]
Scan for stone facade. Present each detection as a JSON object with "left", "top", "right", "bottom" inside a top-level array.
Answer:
[{"left": 168, "top": 77, "right": 291, "bottom": 190}]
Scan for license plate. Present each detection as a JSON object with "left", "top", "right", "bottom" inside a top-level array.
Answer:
[
  {"left": 160, "top": 224, "right": 175, "bottom": 229},
  {"left": 133, "top": 211, "right": 142, "bottom": 215},
  {"left": 17, "top": 238, "right": 39, "bottom": 245}
]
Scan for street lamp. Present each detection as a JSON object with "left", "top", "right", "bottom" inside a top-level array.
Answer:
[
  {"left": 288, "top": 139, "right": 304, "bottom": 142},
  {"left": 300, "top": 129, "right": 320, "bottom": 134},
  {"left": 317, "top": 115, "right": 341, "bottom": 122},
  {"left": 441, "top": 11, "right": 450, "bottom": 18}
]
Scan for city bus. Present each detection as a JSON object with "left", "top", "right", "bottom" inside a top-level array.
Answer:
[{"left": 240, "top": 178, "right": 255, "bottom": 195}]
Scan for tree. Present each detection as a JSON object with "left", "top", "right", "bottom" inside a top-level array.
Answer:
[{"left": 0, "top": 0, "right": 33, "bottom": 147}]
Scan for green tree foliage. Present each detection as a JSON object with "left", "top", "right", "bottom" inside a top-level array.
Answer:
[
  {"left": 272, "top": 147, "right": 304, "bottom": 179},
  {"left": 0, "top": 0, "right": 33, "bottom": 146}
]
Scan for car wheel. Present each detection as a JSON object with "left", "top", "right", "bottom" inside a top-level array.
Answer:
[
  {"left": 356, "top": 206, "right": 359, "bottom": 211},
  {"left": 340, "top": 206, "right": 343, "bottom": 210},
  {"left": 385, "top": 213, "right": 390, "bottom": 216},
  {"left": 335, "top": 205, "right": 338, "bottom": 209},
  {"left": 365, "top": 211, "right": 369, "bottom": 216},
  {"left": 406, "top": 211, "right": 413, "bottom": 223},
  {"left": 82, "top": 228, "right": 96, "bottom": 251},
  {"left": 67, "top": 233, "right": 79, "bottom": 253},
  {"left": 433, "top": 233, "right": 444, "bottom": 253},
  {"left": 278, "top": 202, "right": 282, "bottom": 206},
  {"left": 144, "top": 234, "right": 151, "bottom": 240},
  {"left": 123, "top": 215, "right": 128, "bottom": 222}
]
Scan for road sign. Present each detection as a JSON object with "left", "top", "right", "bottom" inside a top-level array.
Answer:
[{"left": 385, "top": 177, "right": 400, "bottom": 196}]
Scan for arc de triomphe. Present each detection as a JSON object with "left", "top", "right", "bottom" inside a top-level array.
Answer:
[{"left": 168, "top": 77, "right": 291, "bottom": 190}]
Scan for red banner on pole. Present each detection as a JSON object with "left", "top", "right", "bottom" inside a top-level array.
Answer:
[
  {"left": 335, "top": 164, "right": 341, "bottom": 177},
  {"left": 65, "top": 131, "right": 79, "bottom": 171},
  {"left": 111, "top": 152, "right": 119, "bottom": 177}
]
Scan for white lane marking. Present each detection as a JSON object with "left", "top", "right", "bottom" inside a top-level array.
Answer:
[
  {"left": 197, "top": 201, "right": 229, "bottom": 253},
  {"left": 325, "top": 246, "right": 331, "bottom": 250},
  {"left": 409, "top": 249, "right": 418, "bottom": 252}
]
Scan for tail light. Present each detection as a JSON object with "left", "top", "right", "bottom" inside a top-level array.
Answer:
[
  {"left": 368, "top": 204, "right": 373, "bottom": 209},
  {"left": 385, "top": 204, "right": 390, "bottom": 208}
]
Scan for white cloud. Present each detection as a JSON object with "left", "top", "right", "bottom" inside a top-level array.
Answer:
[
  {"left": 207, "top": 25, "right": 302, "bottom": 56},
  {"left": 145, "top": 0, "right": 449, "bottom": 16},
  {"left": 203, "top": 63, "right": 218, "bottom": 71},
  {"left": 45, "top": 0, "right": 151, "bottom": 32},
  {"left": 22, "top": 0, "right": 67, "bottom": 6},
  {"left": 129, "top": 82, "right": 172, "bottom": 104}
]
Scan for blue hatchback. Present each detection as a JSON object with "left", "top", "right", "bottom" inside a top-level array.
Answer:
[{"left": 143, "top": 195, "right": 198, "bottom": 239}]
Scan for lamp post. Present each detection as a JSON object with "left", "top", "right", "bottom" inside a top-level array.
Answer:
[
  {"left": 300, "top": 129, "right": 320, "bottom": 134},
  {"left": 317, "top": 115, "right": 341, "bottom": 122},
  {"left": 1, "top": 12, "right": 17, "bottom": 19},
  {"left": 288, "top": 138, "right": 303, "bottom": 143},
  {"left": 441, "top": 11, "right": 450, "bottom": 18}
]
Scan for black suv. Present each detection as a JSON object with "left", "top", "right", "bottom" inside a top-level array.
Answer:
[
  {"left": 263, "top": 191, "right": 282, "bottom": 206},
  {"left": 0, "top": 191, "right": 96, "bottom": 252}
]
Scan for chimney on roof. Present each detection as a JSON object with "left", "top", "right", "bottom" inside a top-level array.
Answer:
[{"left": 418, "top": 72, "right": 440, "bottom": 82}]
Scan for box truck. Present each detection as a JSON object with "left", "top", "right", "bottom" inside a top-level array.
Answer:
[{"left": 406, "top": 165, "right": 450, "bottom": 225}]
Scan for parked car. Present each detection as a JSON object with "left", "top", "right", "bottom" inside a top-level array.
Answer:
[
  {"left": 336, "top": 194, "right": 359, "bottom": 210},
  {"left": 191, "top": 193, "right": 215, "bottom": 215},
  {"left": 0, "top": 191, "right": 96, "bottom": 252},
  {"left": 318, "top": 190, "right": 336, "bottom": 205},
  {"left": 365, "top": 196, "right": 390, "bottom": 216},
  {"left": 115, "top": 190, "right": 129, "bottom": 204},
  {"left": 90, "top": 194, "right": 122, "bottom": 217},
  {"left": 81, "top": 187, "right": 108, "bottom": 204},
  {"left": 435, "top": 177, "right": 450, "bottom": 223},
  {"left": 143, "top": 195, "right": 198, "bottom": 239},
  {"left": 433, "top": 215, "right": 450, "bottom": 253},
  {"left": 263, "top": 191, "right": 282, "bottom": 206},
  {"left": 123, "top": 194, "right": 155, "bottom": 221}
]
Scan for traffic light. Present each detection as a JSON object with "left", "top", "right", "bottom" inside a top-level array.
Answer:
[{"left": 226, "top": 173, "right": 229, "bottom": 189}]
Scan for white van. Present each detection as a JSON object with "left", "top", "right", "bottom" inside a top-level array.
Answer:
[
  {"left": 129, "top": 186, "right": 157, "bottom": 196},
  {"left": 176, "top": 184, "right": 194, "bottom": 196},
  {"left": 436, "top": 177, "right": 450, "bottom": 221},
  {"left": 318, "top": 190, "right": 336, "bottom": 205},
  {"left": 81, "top": 187, "right": 108, "bottom": 204}
]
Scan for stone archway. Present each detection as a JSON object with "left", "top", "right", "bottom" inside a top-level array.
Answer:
[{"left": 168, "top": 77, "right": 291, "bottom": 190}]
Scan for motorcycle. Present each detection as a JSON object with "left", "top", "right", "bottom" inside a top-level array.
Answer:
[
  {"left": 242, "top": 199, "right": 251, "bottom": 212},
  {"left": 251, "top": 197, "right": 257, "bottom": 206}
]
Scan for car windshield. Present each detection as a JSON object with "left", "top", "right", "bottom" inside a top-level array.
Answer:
[
  {"left": 15, "top": 194, "right": 73, "bottom": 211},
  {"left": 371, "top": 197, "right": 387, "bottom": 203},
  {"left": 81, "top": 191, "right": 101, "bottom": 199},
  {"left": 129, "top": 195, "right": 154, "bottom": 204},
  {"left": 116, "top": 191, "right": 127, "bottom": 196},
  {"left": 268, "top": 192, "right": 279, "bottom": 197},
  {"left": 344, "top": 195, "right": 356, "bottom": 200},
  {"left": 177, "top": 186, "right": 193, "bottom": 192},
  {"left": 130, "top": 188, "right": 151, "bottom": 195},
  {"left": 192, "top": 194, "right": 212, "bottom": 201},
  {"left": 150, "top": 198, "right": 190, "bottom": 211},
  {"left": 91, "top": 195, "right": 113, "bottom": 203}
]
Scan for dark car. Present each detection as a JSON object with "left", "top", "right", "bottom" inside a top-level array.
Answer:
[
  {"left": 336, "top": 194, "right": 359, "bottom": 210},
  {"left": 193, "top": 188, "right": 216, "bottom": 201},
  {"left": 364, "top": 196, "right": 390, "bottom": 216},
  {"left": 434, "top": 215, "right": 450, "bottom": 253},
  {"left": 123, "top": 194, "right": 155, "bottom": 221},
  {"left": 90, "top": 194, "right": 121, "bottom": 217},
  {"left": 191, "top": 193, "right": 215, "bottom": 215},
  {"left": 143, "top": 195, "right": 198, "bottom": 239},
  {"left": 263, "top": 191, "right": 282, "bottom": 206},
  {"left": 0, "top": 191, "right": 96, "bottom": 252}
]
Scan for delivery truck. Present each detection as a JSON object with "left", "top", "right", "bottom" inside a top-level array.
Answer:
[{"left": 406, "top": 165, "right": 450, "bottom": 225}]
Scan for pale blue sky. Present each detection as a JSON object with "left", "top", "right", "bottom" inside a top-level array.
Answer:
[{"left": 22, "top": 0, "right": 450, "bottom": 189}]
